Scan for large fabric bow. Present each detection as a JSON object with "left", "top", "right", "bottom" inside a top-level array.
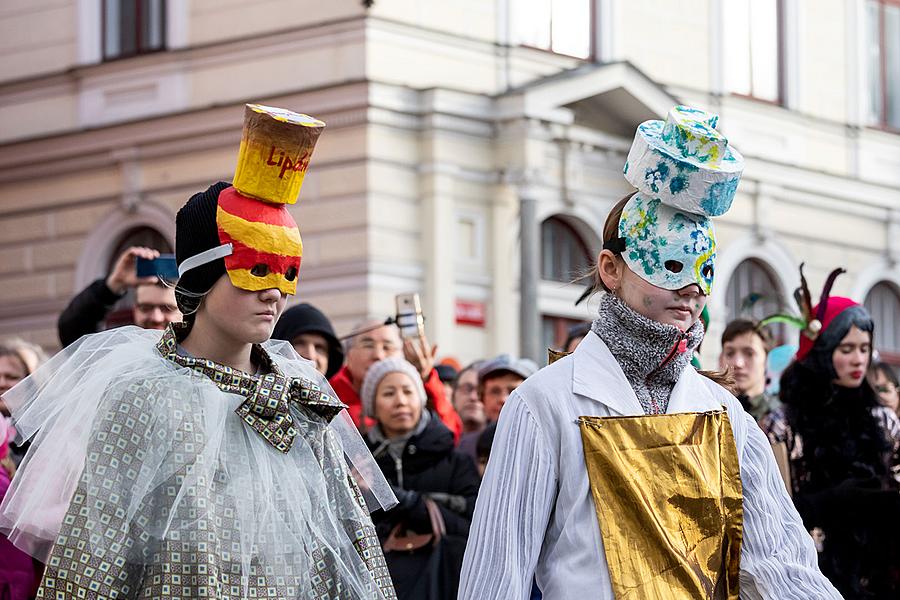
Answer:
[{"left": 157, "top": 324, "right": 345, "bottom": 453}]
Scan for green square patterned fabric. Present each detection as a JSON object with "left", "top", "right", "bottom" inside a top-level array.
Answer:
[{"left": 28, "top": 324, "right": 396, "bottom": 600}]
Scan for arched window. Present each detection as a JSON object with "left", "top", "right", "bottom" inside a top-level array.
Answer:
[
  {"left": 541, "top": 216, "right": 592, "bottom": 283},
  {"left": 105, "top": 226, "right": 174, "bottom": 328},
  {"left": 865, "top": 281, "right": 900, "bottom": 363},
  {"left": 724, "top": 258, "right": 787, "bottom": 343}
]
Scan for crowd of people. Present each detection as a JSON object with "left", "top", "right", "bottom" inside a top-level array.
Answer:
[{"left": 1, "top": 104, "right": 899, "bottom": 599}]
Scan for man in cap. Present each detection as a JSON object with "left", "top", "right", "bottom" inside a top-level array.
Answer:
[{"left": 458, "top": 354, "right": 537, "bottom": 461}]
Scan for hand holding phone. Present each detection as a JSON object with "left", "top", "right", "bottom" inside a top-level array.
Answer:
[
  {"left": 395, "top": 293, "right": 425, "bottom": 340},
  {"left": 136, "top": 254, "right": 179, "bottom": 281}
]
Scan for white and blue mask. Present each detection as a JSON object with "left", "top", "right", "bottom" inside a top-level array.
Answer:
[{"left": 609, "top": 193, "right": 717, "bottom": 295}]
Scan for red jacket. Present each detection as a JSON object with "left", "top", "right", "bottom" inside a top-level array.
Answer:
[{"left": 330, "top": 365, "right": 462, "bottom": 443}]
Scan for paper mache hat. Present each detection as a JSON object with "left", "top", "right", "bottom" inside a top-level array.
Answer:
[
  {"left": 177, "top": 104, "right": 325, "bottom": 297},
  {"left": 624, "top": 105, "right": 744, "bottom": 217}
]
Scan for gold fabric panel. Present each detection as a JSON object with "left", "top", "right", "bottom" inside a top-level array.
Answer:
[{"left": 579, "top": 410, "right": 743, "bottom": 599}]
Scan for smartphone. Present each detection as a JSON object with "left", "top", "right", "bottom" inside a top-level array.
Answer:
[
  {"left": 136, "top": 255, "right": 179, "bottom": 281},
  {"left": 395, "top": 293, "right": 425, "bottom": 339}
]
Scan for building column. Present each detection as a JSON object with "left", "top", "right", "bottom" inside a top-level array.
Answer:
[{"left": 519, "top": 195, "right": 541, "bottom": 363}]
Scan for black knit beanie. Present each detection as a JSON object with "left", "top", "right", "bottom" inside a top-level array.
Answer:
[
  {"left": 174, "top": 181, "right": 231, "bottom": 317},
  {"left": 271, "top": 303, "right": 344, "bottom": 378}
]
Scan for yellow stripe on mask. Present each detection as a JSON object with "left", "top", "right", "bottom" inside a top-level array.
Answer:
[
  {"left": 227, "top": 268, "right": 298, "bottom": 296},
  {"left": 217, "top": 206, "right": 302, "bottom": 256}
]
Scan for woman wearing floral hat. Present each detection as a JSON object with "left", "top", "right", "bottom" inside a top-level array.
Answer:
[
  {"left": 0, "top": 107, "right": 398, "bottom": 599},
  {"left": 765, "top": 267, "right": 900, "bottom": 598},
  {"left": 459, "top": 107, "right": 841, "bottom": 599}
]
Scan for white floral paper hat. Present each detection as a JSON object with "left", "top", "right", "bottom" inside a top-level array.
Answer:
[{"left": 623, "top": 106, "right": 744, "bottom": 217}]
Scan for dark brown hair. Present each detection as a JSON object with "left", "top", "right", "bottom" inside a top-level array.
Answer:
[{"left": 721, "top": 319, "right": 773, "bottom": 353}]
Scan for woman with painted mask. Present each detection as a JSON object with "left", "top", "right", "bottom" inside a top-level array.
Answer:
[
  {"left": 765, "top": 268, "right": 900, "bottom": 598},
  {"left": 459, "top": 107, "right": 841, "bottom": 599},
  {"left": 0, "top": 106, "right": 397, "bottom": 600}
]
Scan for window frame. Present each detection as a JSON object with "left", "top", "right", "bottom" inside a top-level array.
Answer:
[
  {"left": 723, "top": 258, "right": 789, "bottom": 345},
  {"left": 540, "top": 216, "right": 593, "bottom": 284},
  {"left": 723, "top": 0, "right": 786, "bottom": 106},
  {"left": 516, "top": 0, "right": 596, "bottom": 60},
  {"left": 102, "top": 0, "right": 167, "bottom": 62},
  {"left": 864, "top": 280, "right": 900, "bottom": 366},
  {"left": 866, "top": 0, "right": 900, "bottom": 133}
]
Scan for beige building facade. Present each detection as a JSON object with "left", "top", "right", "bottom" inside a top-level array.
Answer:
[{"left": 1, "top": 0, "right": 899, "bottom": 367}]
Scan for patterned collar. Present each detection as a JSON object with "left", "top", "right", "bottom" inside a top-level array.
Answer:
[{"left": 156, "top": 323, "right": 346, "bottom": 453}]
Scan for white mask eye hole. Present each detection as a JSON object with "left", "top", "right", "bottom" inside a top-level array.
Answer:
[
  {"left": 250, "top": 263, "right": 270, "bottom": 277},
  {"left": 664, "top": 260, "right": 684, "bottom": 274},
  {"left": 701, "top": 264, "right": 714, "bottom": 279}
]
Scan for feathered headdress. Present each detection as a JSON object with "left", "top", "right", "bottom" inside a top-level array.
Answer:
[{"left": 758, "top": 263, "right": 846, "bottom": 342}]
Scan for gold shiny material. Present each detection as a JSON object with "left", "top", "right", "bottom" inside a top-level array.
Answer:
[
  {"left": 547, "top": 348, "right": 571, "bottom": 364},
  {"left": 579, "top": 410, "right": 743, "bottom": 599}
]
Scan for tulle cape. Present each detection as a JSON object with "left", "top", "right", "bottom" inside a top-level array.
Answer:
[{"left": 0, "top": 326, "right": 397, "bottom": 599}]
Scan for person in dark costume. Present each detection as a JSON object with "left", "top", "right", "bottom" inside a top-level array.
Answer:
[{"left": 767, "top": 267, "right": 900, "bottom": 598}]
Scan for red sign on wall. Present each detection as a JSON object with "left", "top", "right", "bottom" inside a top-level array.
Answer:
[{"left": 455, "top": 300, "right": 486, "bottom": 327}]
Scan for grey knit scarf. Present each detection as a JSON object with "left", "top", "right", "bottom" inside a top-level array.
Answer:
[{"left": 591, "top": 293, "right": 705, "bottom": 414}]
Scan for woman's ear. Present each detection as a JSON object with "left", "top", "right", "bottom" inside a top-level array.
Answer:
[{"left": 597, "top": 249, "right": 623, "bottom": 292}]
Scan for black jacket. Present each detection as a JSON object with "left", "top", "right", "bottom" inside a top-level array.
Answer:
[
  {"left": 365, "top": 416, "right": 479, "bottom": 599},
  {"left": 779, "top": 362, "right": 900, "bottom": 598},
  {"left": 57, "top": 278, "right": 123, "bottom": 348}
]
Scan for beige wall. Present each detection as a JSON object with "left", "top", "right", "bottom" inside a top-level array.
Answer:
[{"left": 0, "top": 0, "right": 898, "bottom": 366}]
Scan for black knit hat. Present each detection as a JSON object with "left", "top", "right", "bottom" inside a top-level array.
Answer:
[
  {"left": 271, "top": 303, "right": 344, "bottom": 378},
  {"left": 174, "top": 181, "right": 231, "bottom": 315}
]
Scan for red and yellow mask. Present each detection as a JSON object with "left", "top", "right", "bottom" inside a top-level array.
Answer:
[{"left": 216, "top": 186, "right": 302, "bottom": 295}]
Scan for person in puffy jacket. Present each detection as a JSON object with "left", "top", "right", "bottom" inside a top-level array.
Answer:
[{"left": 361, "top": 357, "right": 480, "bottom": 600}]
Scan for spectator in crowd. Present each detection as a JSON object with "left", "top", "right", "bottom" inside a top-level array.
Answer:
[
  {"left": 0, "top": 417, "right": 39, "bottom": 600},
  {"left": 451, "top": 362, "right": 485, "bottom": 436},
  {"left": 330, "top": 319, "right": 462, "bottom": 441},
  {"left": 771, "top": 278, "right": 900, "bottom": 598},
  {"left": 0, "top": 344, "right": 27, "bottom": 419},
  {"left": 869, "top": 360, "right": 900, "bottom": 417},
  {"left": 562, "top": 322, "right": 591, "bottom": 353},
  {"left": 435, "top": 362, "right": 458, "bottom": 403},
  {"left": 479, "top": 354, "right": 538, "bottom": 423},
  {"left": 362, "top": 357, "right": 479, "bottom": 600},
  {"left": 718, "top": 319, "right": 781, "bottom": 425},
  {"left": 0, "top": 339, "right": 44, "bottom": 466},
  {"left": 474, "top": 422, "right": 496, "bottom": 479},
  {"left": 457, "top": 355, "right": 536, "bottom": 462},
  {"left": 57, "top": 246, "right": 181, "bottom": 347},
  {"left": 271, "top": 302, "right": 344, "bottom": 378}
]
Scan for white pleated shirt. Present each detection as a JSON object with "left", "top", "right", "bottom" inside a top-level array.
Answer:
[{"left": 458, "top": 332, "right": 842, "bottom": 600}]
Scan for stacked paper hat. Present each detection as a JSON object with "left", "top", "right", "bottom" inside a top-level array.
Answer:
[
  {"left": 623, "top": 105, "right": 743, "bottom": 217},
  {"left": 176, "top": 105, "right": 326, "bottom": 297},
  {"left": 233, "top": 104, "right": 325, "bottom": 206}
]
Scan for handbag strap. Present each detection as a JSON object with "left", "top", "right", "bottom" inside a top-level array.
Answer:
[{"left": 422, "top": 496, "right": 446, "bottom": 545}]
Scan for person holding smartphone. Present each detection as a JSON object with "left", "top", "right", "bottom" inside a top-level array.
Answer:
[
  {"left": 330, "top": 317, "right": 463, "bottom": 442},
  {"left": 57, "top": 246, "right": 181, "bottom": 347}
]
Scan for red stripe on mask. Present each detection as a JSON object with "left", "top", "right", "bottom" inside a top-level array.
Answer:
[
  {"left": 217, "top": 186, "right": 298, "bottom": 228},
  {"left": 219, "top": 234, "right": 302, "bottom": 274}
]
